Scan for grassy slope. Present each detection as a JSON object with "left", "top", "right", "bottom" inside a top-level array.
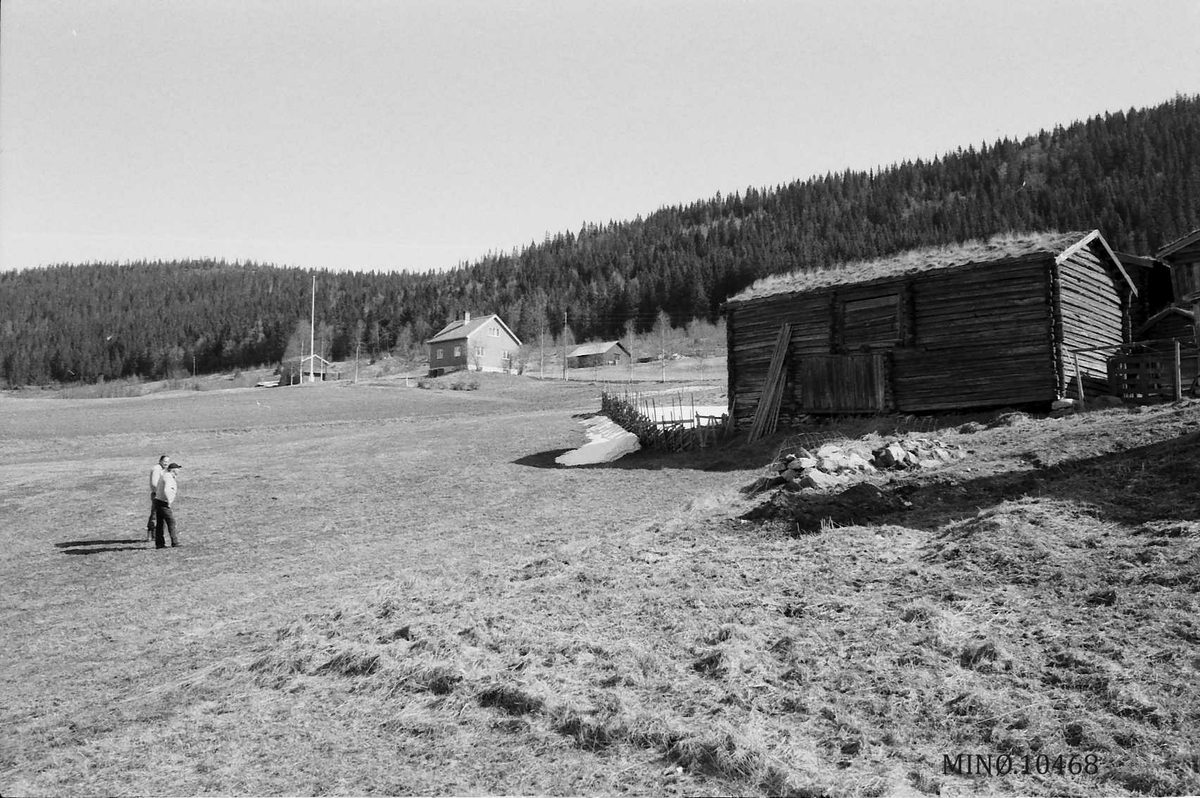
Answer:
[{"left": 1, "top": 377, "right": 1198, "bottom": 796}]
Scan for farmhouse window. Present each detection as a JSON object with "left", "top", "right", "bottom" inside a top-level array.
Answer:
[
  {"left": 475, "top": 346, "right": 485, "bottom": 357},
  {"left": 453, "top": 346, "right": 461, "bottom": 357},
  {"left": 841, "top": 294, "right": 900, "bottom": 348},
  {"left": 436, "top": 349, "right": 444, "bottom": 360},
  {"left": 489, "top": 326, "right": 500, "bottom": 337}
]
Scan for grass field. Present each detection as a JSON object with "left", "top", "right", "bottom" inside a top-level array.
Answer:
[{"left": 1, "top": 374, "right": 1198, "bottom": 796}]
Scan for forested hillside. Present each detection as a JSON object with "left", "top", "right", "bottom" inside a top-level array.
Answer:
[{"left": 3, "top": 94, "right": 1199, "bottom": 387}]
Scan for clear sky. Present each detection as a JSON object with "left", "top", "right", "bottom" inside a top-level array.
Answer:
[{"left": 2, "top": 0, "right": 1198, "bottom": 274}]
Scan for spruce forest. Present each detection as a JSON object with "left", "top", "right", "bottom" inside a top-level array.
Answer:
[{"left": 2, "top": 95, "right": 1199, "bottom": 387}]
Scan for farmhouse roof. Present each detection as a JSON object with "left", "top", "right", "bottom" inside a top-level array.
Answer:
[
  {"left": 567, "top": 341, "right": 630, "bottom": 358},
  {"left": 726, "top": 230, "right": 1132, "bottom": 304},
  {"left": 426, "top": 313, "right": 522, "bottom": 346},
  {"left": 1156, "top": 227, "right": 1200, "bottom": 259}
]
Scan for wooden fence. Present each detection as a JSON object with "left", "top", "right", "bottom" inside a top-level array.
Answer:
[
  {"left": 1107, "top": 340, "right": 1199, "bottom": 402},
  {"left": 600, "top": 390, "right": 728, "bottom": 452}
]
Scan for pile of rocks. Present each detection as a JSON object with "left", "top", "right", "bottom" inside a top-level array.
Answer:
[{"left": 745, "top": 437, "right": 968, "bottom": 493}]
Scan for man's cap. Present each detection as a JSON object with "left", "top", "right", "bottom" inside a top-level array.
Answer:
[{"left": 167, "top": 463, "right": 182, "bottom": 470}]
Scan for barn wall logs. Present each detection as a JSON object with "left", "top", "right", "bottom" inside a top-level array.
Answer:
[
  {"left": 891, "top": 257, "right": 1055, "bottom": 411},
  {"left": 725, "top": 244, "right": 1137, "bottom": 426}
]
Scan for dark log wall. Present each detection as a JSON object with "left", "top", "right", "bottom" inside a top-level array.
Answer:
[
  {"left": 1058, "top": 249, "right": 1126, "bottom": 398},
  {"left": 891, "top": 258, "right": 1056, "bottom": 411},
  {"left": 726, "top": 291, "right": 828, "bottom": 427},
  {"left": 727, "top": 258, "right": 1057, "bottom": 422}
]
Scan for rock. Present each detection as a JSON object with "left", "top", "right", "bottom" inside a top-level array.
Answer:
[
  {"left": 820, "top": 454, "right": 857, "bottom": 473},
  {"left": 815, "top": 443, "right": 843, "bottom": 459},
  {"left": 933, "top": 447, "right": 954, "bottom": 462},
  {"left": 1052, "top": 398, "right": 1076, "bottom": 410},
  {"left": 800, "top": 469, "right": 842, "bottom": 490},
  {"left": 917, "top": 459, "right": 941, "bottom": 469},
  {"left": 845, "top": 452, "right": 876, "bottom": 472},
  {"left": 788, "top": 456, "right": 818, "bottom": 471},
  {"left": 846, "top": 443, "right": 875, "bottom": 462},
  {"left": 876, "top": 443, "right": 908, "bottom": 469},
  {"left": 1092, "top": 395, "right": 1123, "bottom": 407}
]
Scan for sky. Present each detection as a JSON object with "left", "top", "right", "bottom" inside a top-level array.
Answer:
[{"left": 2, "top": 0, "right": 1199, "bottom": 274}]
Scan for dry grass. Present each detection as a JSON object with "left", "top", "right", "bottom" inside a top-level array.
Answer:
[{"left": 2, "top": 378, "right": 1199, "bottom": 796}]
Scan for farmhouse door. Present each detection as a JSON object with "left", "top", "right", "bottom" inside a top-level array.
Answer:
[{"left": 795, "top": 353, "right": 889, "bottom": 413}]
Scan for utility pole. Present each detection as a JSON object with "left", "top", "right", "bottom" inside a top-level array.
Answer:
[
  {"left": 539, "top": 325, "right": 545, "bottom": 380},
  {"left": 354, "top": 339, "right": 361, "bottom": 384},
  {"left": 309, "top": 275, "right": 316, "bottom": 383},
  {"left": 562, "top": 311, "right": 567, "bottom": 381},
  {"left": 661, "top": 320, "right": 666, "bottom": 383},
  {"left": 628, "top": 326, "right": 634, "bottom": 384}
]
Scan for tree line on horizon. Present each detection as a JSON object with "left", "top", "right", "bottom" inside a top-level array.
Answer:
[{"left": 2, "top": 94, "right": 1199, "bottom": 387}]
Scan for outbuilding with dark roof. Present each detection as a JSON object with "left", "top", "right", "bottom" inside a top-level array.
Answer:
[
  {"left": 566, "top": 341, "right": 631, "bottom": 368},
  {"left": 722, "top": 230, "right": 1140, "bottom": 423}
]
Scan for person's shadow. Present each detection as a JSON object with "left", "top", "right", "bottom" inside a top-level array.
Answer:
[{"left": 56, "top": 538, "right": 149, "bottom": 555}]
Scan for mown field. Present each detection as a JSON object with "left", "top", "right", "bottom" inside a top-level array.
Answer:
[{"left": 1, "top": 374, "right": 1198, "bottom": 797}]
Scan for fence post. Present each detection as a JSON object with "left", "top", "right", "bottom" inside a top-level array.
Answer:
[{"left": 1174, "top": 340, "right": 1183, "bottom": 401}]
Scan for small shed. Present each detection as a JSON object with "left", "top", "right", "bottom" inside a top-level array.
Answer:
[
  {"left": 1156, "top": 228, "right": 1200, "bottom": 348},
  {"left": 1135, "top": 306, "right": 1196, "bottom": 347},
  {"left": 1157, "top": 227, "right": 1200, "bottom": 303},
  {"left": 567, "top": 341, "right": 631, "bottom": 368},
  {"left": 722, "top": 230, "right": 1137, "bottom": 425},
  {"left": 1106, "top": 305, "right": 1199, "bottom": 402},
  {"left": 279, "top": 355, "right": 330, "bottom": 384}
]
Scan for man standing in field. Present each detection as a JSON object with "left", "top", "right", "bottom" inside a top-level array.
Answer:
[
  {"left": 146, "top": 454, "right": 169, "bottom": 541},
  {"left": 154, "top": 462, "right": 182, "bottom": 549}
]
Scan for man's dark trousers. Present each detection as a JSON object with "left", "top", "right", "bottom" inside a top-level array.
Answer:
[
  {"left": 154, "top": 500, "right": 177, "bottom": 548},
  {"left": 146, "top": 492, "right": 158, "bottom": 539}
]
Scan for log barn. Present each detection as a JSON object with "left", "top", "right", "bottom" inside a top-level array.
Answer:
[{"left": 722, "top": 231, "right": 1137, "bottom": 425}]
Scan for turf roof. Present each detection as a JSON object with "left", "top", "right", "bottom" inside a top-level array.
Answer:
[{"left": 727, "top": 231, "right": 1092, "bottom": 304}]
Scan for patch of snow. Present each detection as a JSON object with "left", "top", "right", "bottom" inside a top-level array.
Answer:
[{"left": 556, "top": 416, "right": 641, "bottom": 466}]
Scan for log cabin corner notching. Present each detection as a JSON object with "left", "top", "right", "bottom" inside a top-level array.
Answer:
[{"left": 722, "top": 231, "right": 1137, "bottom": 427}]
